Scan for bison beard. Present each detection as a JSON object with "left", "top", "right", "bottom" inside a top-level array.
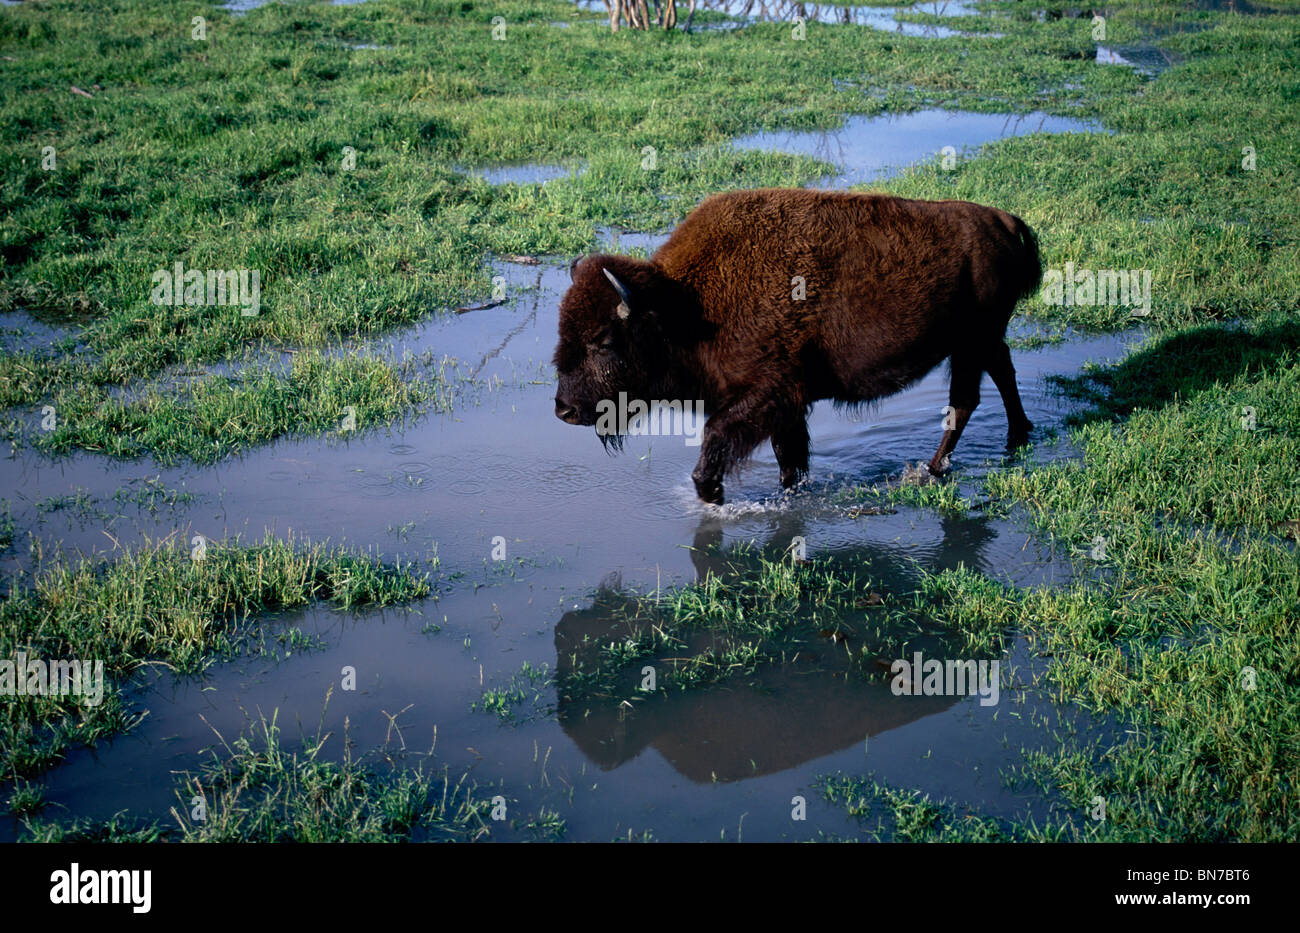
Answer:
[{"left": 552, "top": 188, "right": 1041, "bottom": 505}]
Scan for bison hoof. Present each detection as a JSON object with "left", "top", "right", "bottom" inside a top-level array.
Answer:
[
  {"left": 694, "top": 478, "right": 725, "bottom": 505},
  {"left": 780, "top": 469, "right": 807, "bottom": 490},
  {"left": 1007, "top": 421, "right": 1034, "bottom": 449},
  {"left": 926, "top": 456, "right": 951, "bottom": 478}
]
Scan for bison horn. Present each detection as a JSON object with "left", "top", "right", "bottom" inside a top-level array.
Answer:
[
  {"left": 569, "top": 256, "right": 584, "bottom": 282},
  {"left": 602, "top": 268, "right": 632, "bottom": 320}
]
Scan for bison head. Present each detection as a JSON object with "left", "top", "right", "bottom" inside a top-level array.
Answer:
[{"left": 552, "top": 254, "right": 682, "bottom": 445}]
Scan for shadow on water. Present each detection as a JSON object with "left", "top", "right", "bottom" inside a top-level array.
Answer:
[
  {"left": 555, "top": 596, "right": 963, "bottom": 783},
  {"left": 1051, "top": 318, "right": 1300, "bottom": 424}
]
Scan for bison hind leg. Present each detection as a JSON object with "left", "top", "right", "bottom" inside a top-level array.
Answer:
[
  {"left": 986, "top": 340, "right": 1033, "bottom": 448},
  {"left": 771, "top": 411, "right": 810, "bottom": 490}
]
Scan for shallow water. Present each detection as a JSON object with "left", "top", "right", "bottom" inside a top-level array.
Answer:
[
  {"left": 1193, "top": 0, "right": 1296, "bottom": 13},
  {"left": 0, "top": 243, "right": 1142, "bottom": 840},
  {"left": 732, "top": 108, "right": 1105, "bottom": 188},
  {"left": 1095, "top": 43, "right": 1180, "bottom": 76},
  {"left": 221, "top": 0, "right": 371, "bottom": 12},
  {"left": 439, "top": 107, "right": 1104, "bottom": 201},
  {"left": 0, "top": 310, "right": 81, "bottom": 357},
  {"left": 465, "top": 163, "right": 579, "bottom": 186},
  {"left": 465, "top": 105, "right": 1091, "bottom": 190}
]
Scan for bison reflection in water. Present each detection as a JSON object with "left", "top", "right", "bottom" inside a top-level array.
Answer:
[
  {"left": 552, "top": 518, "right": 981, "bottom": 782},
  {"left": 552, "top": 188, "right": 1040, "bottom": 504}
]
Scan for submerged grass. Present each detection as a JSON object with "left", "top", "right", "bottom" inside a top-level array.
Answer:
[
  {"left": 474, "top": 659, "right": 554, "bottom": 723},
  {"left": 21, "top": 710, "right": 501, "bottom": 842},
  {"left": 556, "top": 551, "right": 1006, "bottom": 707},
  {"left": 169, "top": 711, "right": 493, "bottom": 842},
  {"left": 818, "top": 773, "right": 1023, "bottom": 842}
]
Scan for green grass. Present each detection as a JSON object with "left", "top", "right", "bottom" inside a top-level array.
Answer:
[
  {"left": 0, "top": 532, "right": 431, "bottom": 778},
  {"left": 3, "top": 0, "right": 1299, "bottom": 460},
  {"left": 20, "top": 812, "right": 169, "bottom": 843},
  {"left": 20, "top": 708, "right": 560, "bottom": 842},
  {"left": 168, "top": 711, "right": 494, "bottom": 842},
  {"left": 6, "top": 780, "right": 46, "bottom": 817},
  {"left": 818, "top": 773, "right": 1022, "bottom": 842},
  {"left": 474, "top": 659, "right": 554, "bottom": 723},
  {"left": 2, "top": 0, "right": 1299, "bottom": 842},
  {"left": 0, "top": 500, "right": 14, "bottom": 551},
  {"left": 15, "top": 349, "right": 452, "bottom": 463}
]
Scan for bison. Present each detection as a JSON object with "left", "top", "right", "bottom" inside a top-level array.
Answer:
[{"left": 553, "top": 188, "right": 1041, "bottom": 504}]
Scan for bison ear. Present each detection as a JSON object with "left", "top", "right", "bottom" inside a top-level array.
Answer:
[
  {"left": 602, "top": 267, "right": 633, "bottom": 320},
  {"left": 569, "top": 255, "right": 585, "bottom": 282}
]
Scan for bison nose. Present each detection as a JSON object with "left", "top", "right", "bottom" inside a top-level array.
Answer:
[{"left": 555, "top": 398, "right": 580, "bottom": 423}]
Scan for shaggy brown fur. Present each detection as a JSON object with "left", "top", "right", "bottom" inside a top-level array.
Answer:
[{"left": 553, "top": 188, "right": 1040, "bottom": 504}]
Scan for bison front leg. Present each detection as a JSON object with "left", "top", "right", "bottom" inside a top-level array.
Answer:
[
  {"left": 691, "top": 402, "right": 775, "bottom": 505},
  {"left": 691, "top": 436, "right": 729, "bottom": 505}
]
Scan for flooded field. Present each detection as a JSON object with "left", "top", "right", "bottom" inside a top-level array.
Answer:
[
  {"left": 0, "top": 72, "right": 1149, "bottom": 839},
  {"left": 5, "top": 0, "right": 1295, "bottom": 850},
  {"left": 0, "top": 237, "right": 1145, "bottom": 840}
]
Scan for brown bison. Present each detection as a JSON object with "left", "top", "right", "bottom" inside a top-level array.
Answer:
[{"left": 553, "top": 188, "right": 1040, "bottom": 504}]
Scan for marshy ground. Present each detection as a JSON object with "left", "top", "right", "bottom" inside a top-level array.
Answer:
[{"left": 0, "top": 0, "right": 1297, "bottom": 842}]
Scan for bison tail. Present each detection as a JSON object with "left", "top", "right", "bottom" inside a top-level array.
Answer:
[{"left": 1011, "top": 214, "right": 1042, "bottom": 301}]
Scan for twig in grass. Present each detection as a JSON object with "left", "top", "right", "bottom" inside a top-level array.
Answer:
[{"left": 454, "top": 299, "right": 506, "bottom": 314}]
